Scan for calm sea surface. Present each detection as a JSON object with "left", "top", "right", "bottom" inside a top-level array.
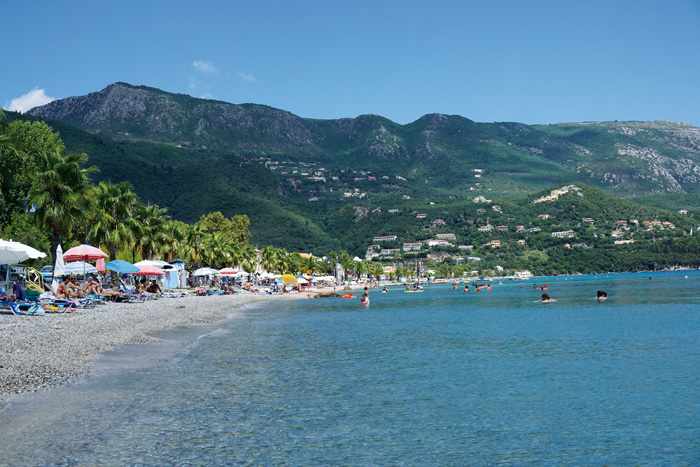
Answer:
[{"left": 1, "top": 271, "right": 699, "bottom": 466}]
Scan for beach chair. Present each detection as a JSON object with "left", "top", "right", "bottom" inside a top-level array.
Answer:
[{"left": 0, "top": 285, "right": 44, "bottom": 315}]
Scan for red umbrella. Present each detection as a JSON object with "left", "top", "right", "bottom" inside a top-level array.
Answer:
[
  {"left": 134, "top": 265, "right": 165, "bottom": 276},
  {"left": 218, "top": 267, "right": 238, "bottom": 275},
  {"left": 63, "top": 244, "right": 108, "bottom": 262},
  {"left": 62, "top": 244, "right": 108, "bottom": 287}
]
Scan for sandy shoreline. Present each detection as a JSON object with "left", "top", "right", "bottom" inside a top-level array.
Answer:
[{"left": 0, "top": 292, "right": 302, "bottom": 405}]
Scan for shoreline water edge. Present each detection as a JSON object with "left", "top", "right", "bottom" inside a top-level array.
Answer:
[{"left": 0, "top": 291, "right": 326, "bottom": 406}]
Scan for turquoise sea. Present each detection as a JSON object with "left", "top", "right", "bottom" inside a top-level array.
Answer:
[{"left": 1, "top": 271, "right": 699, "bottom": 466}]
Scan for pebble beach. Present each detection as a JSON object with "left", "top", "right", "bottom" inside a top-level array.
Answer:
[{"left": 0, "top": 293, "right": 288, "bottom": 405}]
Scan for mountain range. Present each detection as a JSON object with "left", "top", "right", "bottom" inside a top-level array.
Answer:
[{"left": 19, "top": 82, "right": 700, "bottom": 254}]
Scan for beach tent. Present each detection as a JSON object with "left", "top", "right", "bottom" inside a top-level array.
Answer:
[{"left": 163, "top": 261, "right": 187, "bottom": 289}]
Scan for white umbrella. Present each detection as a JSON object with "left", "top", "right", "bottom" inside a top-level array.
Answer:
[
  {"left": 135, "top": 259, "right": 173, "bottom": 269},
  {"left": 234, "top": 270, "right": 249, "bottom": 278},
  {"left": 51, "top": 244, "right": 66, "bottom": 295},
  {"left": 0, "top": 238, "right": 47, "bottom": 264},
  {"left": 64, "top": 261, "right": 98, "bottom": 276},
  {"left": 192, "top": 267, "right": 219, "bottom": 276}
]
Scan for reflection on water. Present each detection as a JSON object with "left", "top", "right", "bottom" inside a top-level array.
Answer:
[{"left": 1, "top": 272, "right": 699, "bottom": 465}]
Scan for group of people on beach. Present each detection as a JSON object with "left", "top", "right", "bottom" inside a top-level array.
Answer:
[
  {"left": 55, "top": 274, "right": 164, "bottom": 299},
  {"left": 55, "top": 275, "right": 99, "bottom": 299}
]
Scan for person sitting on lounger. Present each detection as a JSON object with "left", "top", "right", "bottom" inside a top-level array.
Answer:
[
  {"left": 66, "top": 275, "right": 87, "bottom": 298},
  {"left": 146, "top": 279, "right": 162, "bottom": 295},
  {"left": 56, "top": 278, "right": 70, "bottom": 299},
  {"left": 85, "top": 276, "right": 103, "bottom": 295}
]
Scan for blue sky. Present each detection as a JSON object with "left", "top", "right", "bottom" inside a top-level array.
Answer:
[{"left": 4, "top": 0, "right": 700, "bottom": 126}]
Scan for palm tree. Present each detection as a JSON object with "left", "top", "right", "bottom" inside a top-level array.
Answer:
[
  {"left": 184, "top": 223, "right": 205, "bottom": 267},
  {"left": 161, "top": 220, "right": 186, "bottom": 261},
  {"left": 301, "top": 255, "right": 319, "bottom": 275},
  {"left": 133, "top": 202, "right": 170, "bottom": 260},
  {"left": 88, "top": 181, "right": 138, "bottom": 287},
  {"left": 28, "top": 148, "right": 96, "bottom": 266},
  {"left": 260, "top": 246, "right": 277, "bottom": 272},
  {"left": 238, "top": 243, "right": 258, "bottom": 277}
]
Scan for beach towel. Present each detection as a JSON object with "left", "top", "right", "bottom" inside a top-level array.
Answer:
[{"left": 13, "top": 282, "right": 26, "bottom": 301}]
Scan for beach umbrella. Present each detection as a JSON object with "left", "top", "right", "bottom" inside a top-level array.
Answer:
[
  {"left": 218, "top": 267, "right": 238, "bottom": 275},
  {"left": 105, "top": 259, "right": 140, "bottom": 274},
  {"left": 62, "top": 244, "right": 108, "bottom": 262},
  {"left": 295, "top": 275, "right": 308, "bottom": 285},
  {"left": 51, "top": 244, "right": 66, "bottom": 295},
  {"left": 134, "top": 265, "right": 165, "bottom": 276},
  {"left": 96, "top": 258, "right": 106, "bottom": 273},
  {"left": 281, "top": 274, "right": 298, "bottom": 285},
  {"left": 192, "top": 267, "right": 219, "bottom": 276},
  {"left": 135, "top": 259, "right": 173, "bottom": 269},
  {"left": 62, "top": 244, "right": 107, "bottom": 287},
  {"left": 0, "top": 238, "right": 47, "bottom": 264},
  {"left": 64, "top": 261, "right": 98, "bottom": 276}
]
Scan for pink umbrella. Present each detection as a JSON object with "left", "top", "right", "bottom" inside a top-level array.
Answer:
[
  {"left": 134, "top": 265, "right": 165, "bottom": 276},
  {"left": 96, "top": 258, "right": 106, "bottom": 273},
  {"left": 62, "top": 244, "right": 108, "bottom": 287},
  {"left": 63, "top": 244, "right": 108, "bottom": 262},
  {"left": 218, "top": 267, "right": 238, "bottom": 275}
]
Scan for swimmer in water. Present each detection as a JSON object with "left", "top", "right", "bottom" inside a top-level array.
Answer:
[
  {"left": 535, "top": 293, "right": 556, "bottom": 303},
  {"left": 596, "top": 290, "right": 607, "bottom": 301}
]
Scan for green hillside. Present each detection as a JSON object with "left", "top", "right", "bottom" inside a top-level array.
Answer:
[{"left": 9, "top": 82, "right": 700, "bottom": 266}]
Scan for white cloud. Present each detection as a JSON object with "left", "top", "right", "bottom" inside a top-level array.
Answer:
[
  {"left": 236, "top": 70, "right": 256, "bottom": 83},
  {"left": 6, "top": 88, "right": 55, "bottom": 112},
  {"left": 193, "top": 60, "right": 218, "bottom": 74}
]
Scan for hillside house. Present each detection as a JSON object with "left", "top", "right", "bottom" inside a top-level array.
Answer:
[
  {"left": 537, "top": 214, "right": 551, "bottom": 220},
  {"left": 582, "top": 217, "right": 595, "bottom": 223},
  {"left": 487, "top": 240, "right": 501, "bottom": 248},
  {"left": 427, "top": 239, "right": 450, "bottom": 247},
  {"left": 436, "top": 233, "right": 456, "bottom": 240},
  {"left": 497, "top": 225, "right": 508, "bottom": 232},
  {"left": 551, "top": 230, "right": 575, "bottom": 238},
  {"left": 403, "top": 242, "right": 422, "bottom": 251},
  {"left": 479, "top": 225, "right": 493, "bottom": 232},
  {"left": 432, "top": 219, "right": 447, "bottom": 226},
  {"left": 380, "top": 248, "right": 401, "bottom": 256},
  {"left": 373, "top": 235, "right": 397, "bottom": 242},
  {"left": 416, "top": 213, "right": 427, "bottom": 219}
]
